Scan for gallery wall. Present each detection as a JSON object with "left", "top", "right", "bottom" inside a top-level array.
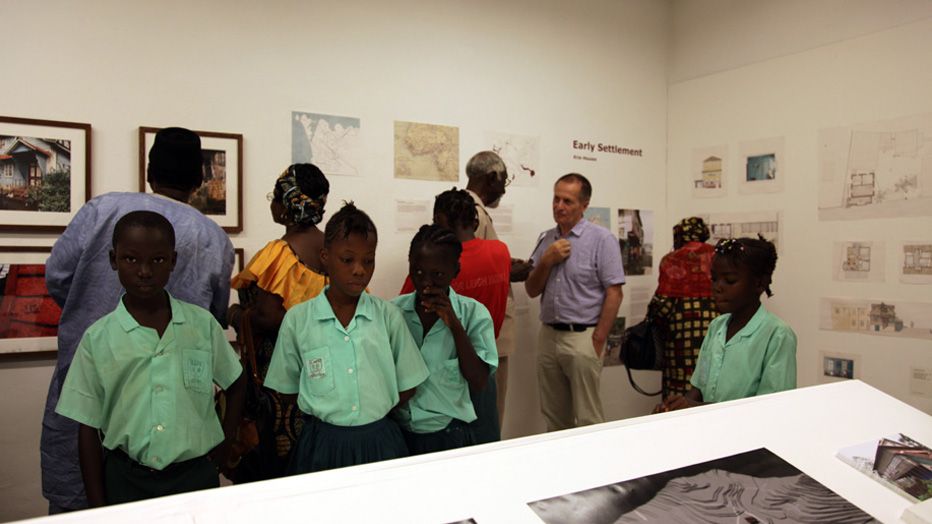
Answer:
[
  {"left": 0, "top": 0, "right": 670, "bottom": 519},
  {"left": 667, "top": 14, "right": 932, "bottom": 414}
]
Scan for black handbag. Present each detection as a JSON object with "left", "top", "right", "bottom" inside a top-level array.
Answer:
[{"left": 620, "top": 318, "right": 664, "bottom": 396}]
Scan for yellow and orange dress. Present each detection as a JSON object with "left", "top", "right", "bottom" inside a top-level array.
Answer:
[{"left": 230, "top": 239, "right": 327, "bottom": 481}]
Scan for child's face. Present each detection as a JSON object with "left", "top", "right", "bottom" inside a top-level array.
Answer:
[
  {"left": 711, "top": 256, "right": 762, "bottom": 315},
  {"left": 409, "top": 244, "right": 459, "bottom": 298},
  {"left": 321, "top": 232, "right": 376, "bottom": 298},
  {"left": 109, "top": 226, "right": 176, "bottom": 301}
]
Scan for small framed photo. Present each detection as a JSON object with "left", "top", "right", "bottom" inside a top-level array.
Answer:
[
  {"left": 819, "top": 351, "right": 860, "bottom": 383},
  {"left": 0, "top": 116, "right": 91, "bottom": 233},
  {"left": 138, "top": 127, "right": 243, "bottom": 233},
  {"left": 0, "top": 246, "right": 60, "bottom": 355}
]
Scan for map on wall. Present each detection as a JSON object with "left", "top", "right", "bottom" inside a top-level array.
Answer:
[
  {"left": 484, "top": 131, "right": 540, "bottom": 187},
  {"left": 818, "top": 112, "right": 932, "bottom": 220},
  {"left": 394, "top": 121, "right": 459, "bottom": 181},
  {"left": 291, "top": 111, "right": 361, "bottom": 177}
]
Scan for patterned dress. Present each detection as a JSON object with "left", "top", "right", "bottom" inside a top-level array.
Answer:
[
  {"left": 647, "top": 241, "right": 718, "bottom": 398},
  {"left": 229, "top": 239, "right": 327, "bottom": 481}
]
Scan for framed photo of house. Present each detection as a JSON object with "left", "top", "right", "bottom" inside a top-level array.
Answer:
[
  {"left": 138, "top": 127, "right": 243, "bottom": 233},
  {"left": 0, "top": 116, "right": 91, "bottom": 233},
  {"left": 0, "top": 246, "right": 60, "bottom": 355}
]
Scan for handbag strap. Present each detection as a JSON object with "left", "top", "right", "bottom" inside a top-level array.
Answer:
[
  {"left": 235, "top": 306, "right": 263, "bottom": 388},
  {"left": 625, "top": 363, "right": 661, "bottom": 396}
]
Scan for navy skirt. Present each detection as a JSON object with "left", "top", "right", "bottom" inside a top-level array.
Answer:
[
  {"left": 287, "top": 414, "right": 409, "bottom": 475},
  {"left": 402, "top": 418, "right": 473, "bottom": 456}
]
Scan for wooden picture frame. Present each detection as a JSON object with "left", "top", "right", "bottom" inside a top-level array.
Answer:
[
  {"left": 138, "top": 127, "right": 243, "bottom": 233},
  {"left": 0, "top": 116, "right": 91, "bottom": 233},
  {"left": 0, "top": 246, "right": 59, "bottom": 355}
]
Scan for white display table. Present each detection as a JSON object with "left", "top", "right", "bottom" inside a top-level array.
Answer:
[{"left": 24, "top": 381, "right": 931, "bottom": 523}]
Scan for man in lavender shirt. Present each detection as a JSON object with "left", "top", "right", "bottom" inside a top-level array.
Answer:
[
  {"left": 526, "top": 174, "right": 625, "bottom": 431},
  {"left": 41, "top": 128, "right": 233, "bottom": 513}
]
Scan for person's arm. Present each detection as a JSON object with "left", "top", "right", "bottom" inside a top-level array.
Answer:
[
  {"left": 525, "top": 239, "right": 570, "bottom": 298},
  {"left": 78, "top": 424, "right": 106, "bottom": 507},
  {"left": 591, "top": 284, "right": 623, "bottom": 357},
  {"left": 46, "top": 202, "right": 96, "bottom": 307},
  {"left": 509, "top": 259, "right": 533, "bottom": 282},
  {"left": 251, "top": 288, "right": 286, "bottom": 335},
  {"left": 211, "top": 372, "right": 245, "bottom": 470},
  {"left": 208, "top": 241, "right": 235, "bottom": 328},
  {"left": 397, "top": 388, "right": 416, "bottom": 407},
  {"left": 654, "top": 387, "right": 704, "bottom": 413},
  {"left": 421, "top": 289, "right": 489, "bottom": 392}
]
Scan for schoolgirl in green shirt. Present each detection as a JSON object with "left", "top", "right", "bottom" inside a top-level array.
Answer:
[
  {"left": 264, "top": 203, "right": 429, "bottom": 474},
  {"left": 392, "top": 224, "right": 498, "bottom": 454},
  {"left": 56, "top": 211, "right": 245, "bottom": 506},
  {"left": 656, "top": 236, "right": 797, "bottom": 412}
]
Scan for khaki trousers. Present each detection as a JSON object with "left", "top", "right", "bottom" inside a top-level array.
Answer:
[{"left": 537, "top": 325, "right": 604, "bottom": 431}]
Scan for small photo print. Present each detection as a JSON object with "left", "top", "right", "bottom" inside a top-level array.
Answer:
[
  {"left": 691, "top": 145, "right": 727, "bottom": 198},
  {"left": 824, "top": 356, "right": 855, "bottom": 379},
  {"left": 738, "top": 136, "right": 784, "bottom": 194},
  {"left": 746, "top": 153, "right": 777, "bottom": 181},
  {"left": 0, "top": 134, "right": 72, "bottom": 213},
  {"left": 819, "top": 351, "right": 860, "bottom": 383}
]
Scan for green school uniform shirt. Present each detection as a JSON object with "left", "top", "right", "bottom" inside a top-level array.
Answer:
[
  {"left": 264, "top": 290, "right": 429, "bottom": 426},
  {"left": 391, "top": 289, "right": 499, "bottom": 434},
  {"left": 690, "top": 303, "right": 797, "bottom": 403},
  {"left": 55, "top": 294, "right": 242, "bottom": 471}
]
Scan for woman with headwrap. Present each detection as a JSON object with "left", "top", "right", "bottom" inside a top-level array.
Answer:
[
  {"left": 646, "top": 217, "right": 718, "bottom": 399},
  {"left": 227, "top": 163, "right": 330, "bottom": 482}
]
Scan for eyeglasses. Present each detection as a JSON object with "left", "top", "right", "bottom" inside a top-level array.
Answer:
[{"left": 266, "top": 192, "right": 275, "bottom": 202}]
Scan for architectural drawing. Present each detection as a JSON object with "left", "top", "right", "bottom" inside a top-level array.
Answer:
[
  {"left": 702, "top": 210, "right": 781, "bottom": 253},
  {"left": 833, "top": 241, "right": 884, "bottom": 282},
  {"left": 485, "top": 131, "right": 539, "bottom": 187},
  {"left": 901, "top": 242, "right": 932, "bottom": 284},
  {"left": 691, "top": 145, "right": 727, "bottom": 198},
  {"left": 819, "top": 351, "right": 860, "bottom": 384},
  {"left": 820, "top": 297, "right": 932, "bottom": 341},
  {"left": 738, "top": 137, "right": 784, "bottom": 194},
  {"left": 818, "top": 113, "right": 932, "bottom": 220}
]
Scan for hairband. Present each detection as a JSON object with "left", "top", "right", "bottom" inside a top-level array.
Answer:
[{"left": 714, "top": 238, "right": 745, "bottom": 255}]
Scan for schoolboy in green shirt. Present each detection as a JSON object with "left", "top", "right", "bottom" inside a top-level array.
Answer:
[
  {"left": 55, "top": 211, "right": 244, "bottom": 507},
  {"left": 657, "top": 237, "right": 796, "bottom": 412},
  {"left": 392, "top": 224, "right": 498, "bottom": 454},
  {"left": 264, "top": 203, "right": 429, "bottom": 474}
]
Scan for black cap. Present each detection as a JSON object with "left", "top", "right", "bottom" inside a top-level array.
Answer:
[{"left": 147, "top": 127, "right": 203, "bottom": 191}]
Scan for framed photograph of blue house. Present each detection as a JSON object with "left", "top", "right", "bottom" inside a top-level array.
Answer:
[
  {"left": 138, "top": 127, "right": 244, "bottom": 233},
  {"left": 0, "top": 116, "right": 91, "bottom": 233}
]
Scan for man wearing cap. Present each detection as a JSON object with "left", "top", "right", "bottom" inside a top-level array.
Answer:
[
  {"left": 526, "top": 173, "right": 625, "bottom": 431},
  {"left": 40, "top": 127, "right": 234, "bottom": 513}
]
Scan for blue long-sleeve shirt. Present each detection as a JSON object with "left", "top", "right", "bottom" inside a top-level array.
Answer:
[{"left": 41, "top": 192, "right": 233, "bottom": 510}]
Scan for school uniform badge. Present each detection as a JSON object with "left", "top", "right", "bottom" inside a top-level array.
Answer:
[{"left": 307, "top": 357, "right": 326, "bottom": 379}]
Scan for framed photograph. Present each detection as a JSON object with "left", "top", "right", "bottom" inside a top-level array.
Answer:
[
  {"left": 0, "top": 246, "right": 60, "bottom": 355},
  {"left": 138, "top": 127, "right": 243, "bottom": 233},
  {"left": 738, "top": 136, "right": 785, "bottom": 195},
  {"left": 0, "top": 116, "right": 91, "bottom": 233}
]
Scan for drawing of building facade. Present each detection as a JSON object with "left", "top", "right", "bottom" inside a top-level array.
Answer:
[
  {"left": 831, "top": 303, "right": 871, "bottom": 331},
  {"left": 903, "top": 245, "right": 932, "bottom": 276},
  {"left": 709, "top": 219, "right": 779, "bottom": 250},
  {"left": 869, "top": 303, "right": 904, "bottom": 332},
  {"left": 696, "top": 156, "right": 722, "bottom": 189}
]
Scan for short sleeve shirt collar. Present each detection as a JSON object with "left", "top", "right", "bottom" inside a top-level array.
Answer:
[
  {"left": 308, "top": 287, "right": 375, "bottom": 323},
  {"left": 113, "top": 292, "right": 187, "bottom": 333}
]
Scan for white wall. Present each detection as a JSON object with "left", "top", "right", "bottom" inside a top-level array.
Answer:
[
  {"left": 668, "top": 13, "right": 932, "bottom": 414},
  {"left": 0, "top": 0, "right": 670, "bottom": 519}
]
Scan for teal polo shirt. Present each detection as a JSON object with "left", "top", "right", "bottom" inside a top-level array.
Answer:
[
  {"left": 264, "top": 290, "right": 429, "bottom": 426},
  {"left": 55, "top": 293, "right": 243, "bottom": 470},
  {"left": 690, "top": 303, "right": 797, "bottom": 403},
  {"left": 391, "top": 289, "right": 499, "bottom": 434}
]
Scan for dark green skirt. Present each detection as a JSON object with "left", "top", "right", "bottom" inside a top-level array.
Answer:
[
  {"left": 287, "top": 414, "right": 408, "bottom": 475},
  {"left": 402, "top": 418, "right": 473, "bottom": 456}
]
